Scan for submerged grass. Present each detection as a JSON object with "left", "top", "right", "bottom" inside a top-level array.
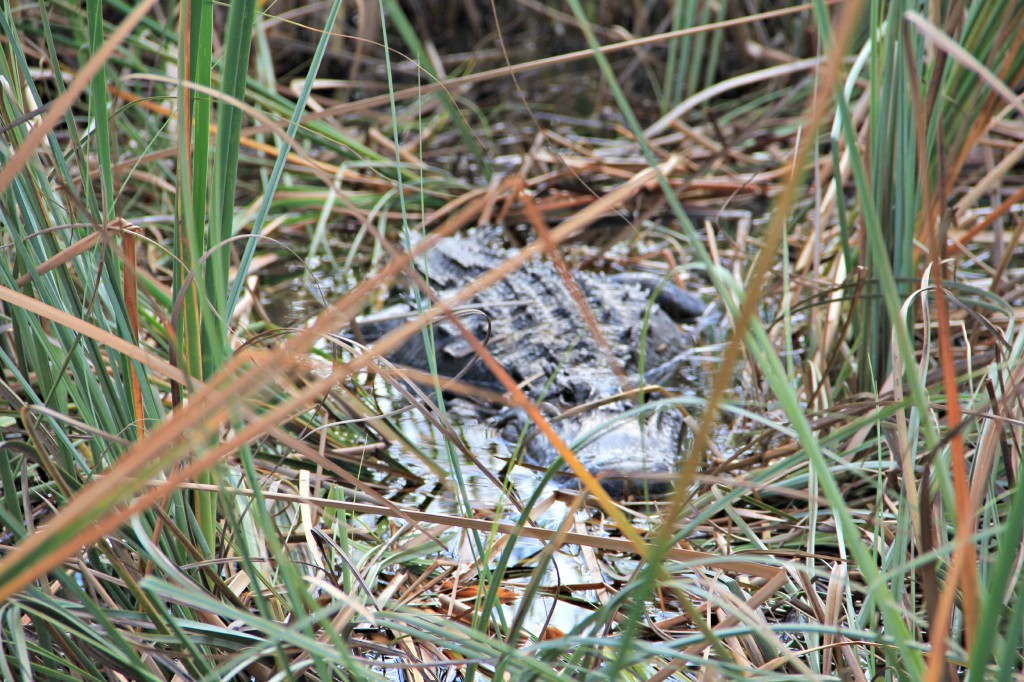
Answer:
[{"left": 1, "top": 0, "right": 1024, "bottom": 679}]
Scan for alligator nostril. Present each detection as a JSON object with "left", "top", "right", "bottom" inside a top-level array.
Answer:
[{"left": 558, "top": 380, "right": 592, "bottom": 405}]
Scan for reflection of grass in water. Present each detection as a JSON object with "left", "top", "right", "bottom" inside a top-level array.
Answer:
[{"left": 1, "top": 0, "right": 1023, "bottom": 679}]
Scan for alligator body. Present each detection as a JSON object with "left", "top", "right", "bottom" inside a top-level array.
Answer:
[{"left": 363, "top": 229, "right": 705, "bottom": 494}]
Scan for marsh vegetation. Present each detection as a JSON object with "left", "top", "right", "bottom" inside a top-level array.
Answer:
[{"left": 1, "top": 1, "right": 1023, "bottom": 679}]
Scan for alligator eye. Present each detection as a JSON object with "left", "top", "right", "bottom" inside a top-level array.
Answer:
[{"left": 539, "top": 402, "right": 560, "bottom": 419}]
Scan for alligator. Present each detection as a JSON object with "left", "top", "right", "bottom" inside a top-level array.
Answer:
[{"left": 358, "top": 228, "right": 705, "bottom": 495}]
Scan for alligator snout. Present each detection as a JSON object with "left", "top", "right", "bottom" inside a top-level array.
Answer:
[{"left": 504, "top": 388, "right": 686, "bottom": 496}]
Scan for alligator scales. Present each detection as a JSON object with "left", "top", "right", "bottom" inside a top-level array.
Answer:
[{"left": 364, "top": 229, "right": 704, "bottom": 493}]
